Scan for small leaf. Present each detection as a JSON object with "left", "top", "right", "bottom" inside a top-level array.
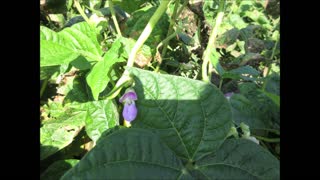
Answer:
[
  {"left": 178, "top": 32, "right": 194, "bottom": 46},
  {"left": 222, "top": 65, "right": 260, "bottom": 80},
  {"left": 259, "top": 90, "right": 280, "bottom": 107},
  {"left": 84, "top": 99, "right": 119, "bottom": 142},
  {"left": 86, "top": 38, "right": 126, "bottom": 100},
  {"left": 216, "top": 28, "right": 240, "bottom": 48}
]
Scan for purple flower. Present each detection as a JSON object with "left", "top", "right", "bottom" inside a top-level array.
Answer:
[
  {"left": 224, "top": 92, "right": 234, "bottom": 100},
  {"left": 119, "top": 89, "right": 138, "bottom": 122}
]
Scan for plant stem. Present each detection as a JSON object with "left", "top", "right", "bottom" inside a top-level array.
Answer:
[
  {"left": 257, "top": 128, "right": 280, "bottom": 135},
  {"left": 262, "top": 35, "right": 279, "bottom": 90},
  {"left": 108, "top": 0, "right": 122, "bottom": 36},
  {"left": 74, "top": 0, "right": 90, "bottom": 24},
  {"left": 127, "top": 0, "right": 171, "bottom": 67},
  {"left": 155, "top": 31, "right": 179, "bottom": 72},
  {"left": 40, "top": 79, "right": 48, "bottom": 98},
  {"left": 160, "top": 0, "right": 180, "bottom": 60},
  {"left": 176, "top": 0, "right": 188, "bottom": 18},
  {"left": 218, "top": 78, "right": 223, "bottom": 89},
  {"left": 254, "top": 135, "right": 280, "bottom": 143},
  {"left": 107, "top": 0, "right": 171, "bottom": 99},
  {"left": 202, "top": 0, "right": 225, "bottom": 82}
]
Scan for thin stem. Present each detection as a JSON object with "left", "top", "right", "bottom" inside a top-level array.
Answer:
[
  {"left": 155, "top": 31, "right": 179, "bottom": 72},
  {"left": 176, "top": 0, "right": 188, "bottom": 18},
  {"left": 262, "top": 35, "right": 279, "bottom": 90},
  {"left": 40, "top": 79, "right": 48, "bottom": 98},
  {"left": 107, "top": 0, "right": 171, "bottom": 99},
  {"left": 202, "top": 0, "right": 225, "bottom": 82},
  {"left": 254, "top": 135, "right": 280, "bottom": 143},
  {"left": 218, "top": 78, "right": 223, "bottom": 89},
  {"left": 126, "top": 0, "right": 171, "bottom": 67},
  {"left": 256, "top": 128, "right": 280, "bottom": 135},
  {"left": 74, "top": 0, "right": 90, "bottom": 24},
  {"left": 161, "top": 0, "right": 180, "bottom": 59},
  {"left": 108, "top": 0, "right": 122, "bottom": 36},
  {"left": 208, "top": 61, "right": 213, "bottom": 80}
]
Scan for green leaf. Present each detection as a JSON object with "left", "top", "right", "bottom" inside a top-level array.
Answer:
[
  {"left": 40, "top": 22, "right": 102, "bottom": 67},
  {"left": 216, "top": 28, "right": 240, "bottom": 48},
  {"left": 40, "top": 40, "right": 80, "bottom": 67},
  {"left": 86, "top": 38, "right": 126, "bottom": 100},
  {"left": 259, "top": 90, "right": 280, "bottom": 107},
  {"left": 196, "top": 138, "right": 279, "bottom": 179},
  {"left": 70, "top": 56, "right": 91, "bottom": 70},
  {"left": 202, "top": 0, "right": 220, "bottom": 27},
  {"left": 61, "top": 74, "right": 92, "bottom": 103},
  {"left": 84, "top": 99, "right": 119, "bottom": 142},
  {"left": 40, "top": 66, "right": 60, "bottom": 80},
  {"left": 128, "top": 67, "right": 233, "bottom": 161},
  {"left": 229, "top": 83, "right": 279, "bottom": 131},
  {"left": 228, "top": 14, "right": 247, "bottom": 29},
  {"left": 228, "top": 65, "right": 260, "bottom": 76},
  {"left": 209, "top": 50, "right": 225, "bottom": 75},
  {"left": 40, "top": 159, "right": 79, "bottom": 180},
  {"left": 61, "top": 128, "right": 189, "bottom": 179},
  {"left": 264, "top": 73, "right": 280, "bottom": 95},
  {"left": 125, "top": 5, "right": 169, "bottom": 49},
  {"left": 112, "top": 0, "right": 151, "bottom": 14},
  {"left": 239, "top": 25, "right": 262, "bottom": 41},
  {"left": 245, "top": 38, "right": 265, "bottom": 53},
  {"left": 40, "top": 103, "right": 86, "bottom": 160},
  {"left": 222, "top": 65, "right": 260, "bottom": 81},
  {"left": 178, "top": 32, "right": 194, "bottom": 46}
]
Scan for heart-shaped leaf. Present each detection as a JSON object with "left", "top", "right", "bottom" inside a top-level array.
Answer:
[{"left": 128, "top": 67, "right": 233, "bottom": 161}]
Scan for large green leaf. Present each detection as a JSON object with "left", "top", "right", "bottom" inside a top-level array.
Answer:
[
  {"left": 86, "top": 38, "right": 126, "bottom": 100},
  {"left": 196, "top": 138, "right": 279, "bottom": 179},
  {"left": 84, "top": 99, "right": 119, "bottom": 142},
  {"left": 128, "top": 67, "right": 233, "bottom": 161},
  {"left": 61, "top": 128, "right": 191, "bottom": 179},
  {"left": 40, "top": 159, "right": 79, "bottom": 180},
  {"left": 61, "top": 129, "right": 279, "bottom": 179},
  {"left": 40, "top": 22, "right": 102, "bottom": 67}
]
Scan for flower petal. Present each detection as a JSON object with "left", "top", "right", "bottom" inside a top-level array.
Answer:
[
  {"left": 122, "top": 102, "right": 138, "bottom": 122},
  {"left": 119, "top": 91, "right": 138, "bottom": 103},
  {"left": 224, "top": 92, "right": 234, "bottom": 100}
]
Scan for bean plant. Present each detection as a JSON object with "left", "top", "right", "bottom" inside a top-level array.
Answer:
[{"left": 40, "top": 0, "right": 280, "bottom": 179}]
